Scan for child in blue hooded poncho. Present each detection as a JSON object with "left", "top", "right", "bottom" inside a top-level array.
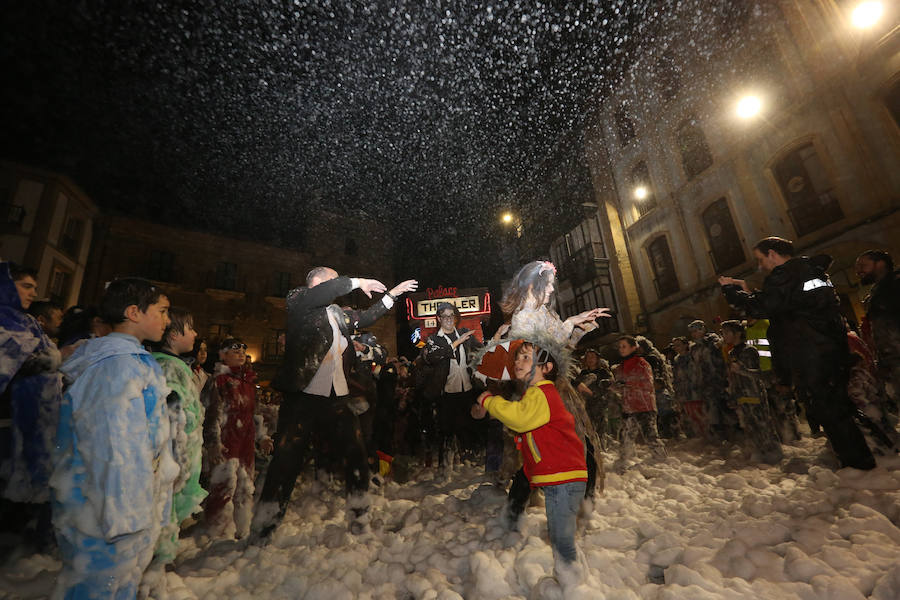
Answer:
[{"left": 50, "top": 278, "right": 178, "bottom": 600}]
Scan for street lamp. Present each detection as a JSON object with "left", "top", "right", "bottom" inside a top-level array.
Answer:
[
  {"left": 851, "top": 2, "right": 883, "bottom": 28},
  {"left": 634, "top": 186, "right": 649, "bottom": 200},
  {"left": 501, "top": 212, "right": 514, "bottom": 224},
  {"left": 736, "top": 95, "right": 762, "bottom": 119}
]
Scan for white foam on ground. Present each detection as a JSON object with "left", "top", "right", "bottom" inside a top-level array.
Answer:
[{"left": 2, "top": 435, "right": 899, "bottom": 599}]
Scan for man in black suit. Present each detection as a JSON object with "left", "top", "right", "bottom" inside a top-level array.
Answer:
[
  {"left": 423, "top": 302, "right": 484, "bottom": 469},
  {"left": 253, "top": 266, "right": 417, "bottom": 536}
]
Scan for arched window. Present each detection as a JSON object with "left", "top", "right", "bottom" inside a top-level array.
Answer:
[
  {"left": 647, "top": 236, "right": 679, "bottom": 298},
  {"left": 702, "top": 198, "right": 745, "bottom": 271},
  {"left": 631, "top": 161, "right": 657, "bottom": 217},
  {"left": 657, "top": 50, "right": 680, "bottom": 102},
  {"left": 615, "top": 106, "right": 636, "bottom": 146},
  {"left": 772, "top": 143, "right": 843, "bottom": 236},
  {"left": 676, "top": 118, "right": 713, "bottom": 180}
]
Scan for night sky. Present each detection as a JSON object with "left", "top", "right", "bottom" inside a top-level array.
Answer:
[{"left": 1, "top": 1, "right": 755, "bottom": 287}]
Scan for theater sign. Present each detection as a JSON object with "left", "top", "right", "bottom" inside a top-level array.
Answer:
[{"left": 406, "top": 286, "right": 491, "bottom": 341}]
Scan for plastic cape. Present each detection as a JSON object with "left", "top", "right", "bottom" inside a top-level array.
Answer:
[{"left": 470, "top": 325, "right": 605, "bottom": 493}]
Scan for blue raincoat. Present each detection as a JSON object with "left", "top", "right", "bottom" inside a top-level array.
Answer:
[
  {"left": 0, "top": 262, "right": 62, "bottom": 503},
  {"left": 51, "top": 333, "right": 178, "bottom": 600}
]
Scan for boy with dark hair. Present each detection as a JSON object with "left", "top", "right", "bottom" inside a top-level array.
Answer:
[
  {"left": 148, "top": 308, "right": 207, "bottom": 567},
  {"left": 474, "top": 341, "right": 588, "bottom": 585},
  {"left": 51, "top": 277, "right": 178, "bottom": 599},
  {"left": 720, "top": 320, "right": 784, "bottom": 464},
  {"left": 1, "top": 263, "right": 62, "bottom": 550},
  {"left": 203, "top": 337, "right": 272, "bottom": 539},
  {"left": 28, "top": 300, "right": 64, "bottom": 339},
  {"left": 613, "top": 335, "right": 666, "bottom": 471}
]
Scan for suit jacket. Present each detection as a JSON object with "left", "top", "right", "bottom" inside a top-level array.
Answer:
[
  {"left": 272, "top": 276, "right": 391, "bottom": 394},
  {"left": 422, "top": 328, "right": 482, "bottom": 400}
]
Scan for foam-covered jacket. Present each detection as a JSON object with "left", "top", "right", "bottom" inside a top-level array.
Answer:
[
  {"left": 0, "top": 261, "right": 62, "bottom": 503},
  {"left": 153, "top": 351, "right": 207, "bottom": 561},
  {"left": 480, "top": 380, "right": 587, "bottom": 487},
  {"left": 614, "top": 354, "right": 657, "bottom": 414},
  {"left": 51, "top": 333, "right": 178, "bottom": 595}
]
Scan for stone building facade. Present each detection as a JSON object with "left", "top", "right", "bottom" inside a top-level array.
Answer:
[
  {"left": 80, "top": 214, "right": 397, "bottom": 380},
  {"left": 0, "top": 161, "right": 99, "bottom": 308},
  {"left": 555, "top": 0, "right": 900, "bottom": 345}
]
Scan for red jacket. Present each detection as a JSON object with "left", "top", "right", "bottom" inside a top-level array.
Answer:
[
  {"left": 481, "top": 381, "right": 587, "bottom": 487},
  {"left": 614, "top": 355, "right": 657, "bottom": 414},
  {"left": 205, "top": 363, "right": 258, "bottom": 470}
]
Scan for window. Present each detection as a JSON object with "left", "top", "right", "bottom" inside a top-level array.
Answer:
[
  {"left": 49, "top": 266, "right": 72, "bottom": 306},
  {"left": 263, "top": 329, "right": 286, "bottom": 361},
  {"left": 702, "top": 198, "right": 745, "bottom": 271},
  {"left": 572, "top": 276, "right": 620, "bottom": 336},
  {"left": 647, "top": 236, "right": 679, "bottom": 298},
  {"left": 214, "top": 262, "right": 238, "bottom": 291},
  {"left": 773, "top": 143, "right": 843, "bottom": 236},
  {"left": 59, "top": 217, "right": 84, "bottom": 258},
  {"left": 147, "top": 250, "right": 175, "bottom": 282},
  {"left": 657, "top": 50, "right": 681, "bottom": 102},
  {"left": 615, "top": 106, "right": 636, "bottom": 145},
  {"left": 631, "top": 161, "right": 657, "bottom": 217},
  {"left": 273, "top": 271, "right": 292, "bottom": 297},
  {"left": 676, "top": 118, "right": 713, "bottom": 180},
  {"left": 887, "top": 79, "right": 900, "bottom": 129}
]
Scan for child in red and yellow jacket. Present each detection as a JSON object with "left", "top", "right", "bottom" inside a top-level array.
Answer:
[{"left": 474, "top": 342, "right": 586, "bottom": 566}]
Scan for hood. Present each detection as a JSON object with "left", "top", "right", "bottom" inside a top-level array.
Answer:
[
  {"left": 0, "top": 262, "right": 23, "bottom": 311},
  {"left": 60, "top": 333, "right": 148, "bottom": 381}
]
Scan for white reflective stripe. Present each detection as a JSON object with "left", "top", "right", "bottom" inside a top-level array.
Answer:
[
  {"left": 803, "top": 278, "right": 833, "bottom": 291},
  {"left": 747, "top": 339, "right": 769, "bottom": 346},
  {"left": 758, "top": 351, "right": 772, "bottom": 357}
]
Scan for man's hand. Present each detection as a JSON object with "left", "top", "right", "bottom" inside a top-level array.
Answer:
[
  {"left": 470, "top": 403, "right": 487, "bottom": 419},
  {"left": 452, "top": 330, "right": 474, "bottom": 348},
  {"left": 388, "top": 279, "right": 418, "bottom": 297},
  {"left": 358, "top": 278, "right": 387, "bottom": 298},
  {"left": 259, "top": 437, "right": 274, "bottom": 455},
  {"left": 718, "top": 276, "right": 749, "bottom": 292}
]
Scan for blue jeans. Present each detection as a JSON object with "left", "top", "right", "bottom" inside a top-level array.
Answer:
[{"left": 543, "top": 481, "right": 586, "bottom": 564}]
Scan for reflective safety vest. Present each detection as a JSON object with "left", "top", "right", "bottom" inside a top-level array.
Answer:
[{"left": 745, "top": 319, "right": 772, "bottom": 371}]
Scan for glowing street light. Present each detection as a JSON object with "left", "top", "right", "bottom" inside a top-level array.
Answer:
[
  {"left": 851, "top": 2, "right": 883, "bottom": 28},
  {"left": 501, "top": 212, "right": 514, "bottom": 224},
  {"left": 634, "top": 186, "right": 649, "bottom": 200},
  {"left": 736, "top": 95, "right": 762, "bottom": 119}
]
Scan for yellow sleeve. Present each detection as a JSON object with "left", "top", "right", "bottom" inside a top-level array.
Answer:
[{"left": 483, "top": 386, "right": 551, "bottom": 433}]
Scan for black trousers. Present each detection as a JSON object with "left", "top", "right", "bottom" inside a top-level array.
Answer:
[
  {"left": 793, "top": 348, "right": 875, "bottom": 470},
  {"left": 436, "top": 389, "right": 479, "bottom": 466},
  {"left": 259, "top": 391, "right": 371, "bottom": 515}
]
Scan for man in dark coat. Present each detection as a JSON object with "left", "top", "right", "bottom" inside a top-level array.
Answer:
[
  {"left": 422, "top": 302, "right": 483, "bottom": 468},
  {"left": 719, "top": 237, "right": 875, "bottom": 470},
  {"left": 856, "top": 250, "right": 900, "bottom": 416},
  {"left": 253, "top": 267, "right": 417, "bottom": 536}
]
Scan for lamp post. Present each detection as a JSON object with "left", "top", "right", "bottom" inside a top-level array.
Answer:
[{"left": 736, "top": 95, "right": 762, "bottom": 119}]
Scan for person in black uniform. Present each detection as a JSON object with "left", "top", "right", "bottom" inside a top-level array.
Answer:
[{"left": 718, "top": 237, "right": 875, "bottom": 470}]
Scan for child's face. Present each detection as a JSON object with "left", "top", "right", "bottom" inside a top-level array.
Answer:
[
  {"left": 220, "top": 342, "right": 246, "bottom": 368},
  {"left": 196, "top": 342, "right": 208, "bottom": 365},
  {"left": 617, "top": 340, "right": 637, "bottom": 357},
  {"left": 134, "top": 295, "right": 171, "bottom": 343},
  {"left": 170, "top": 323, "right": 198, "bottom": 354},
  {"left": 722, "top": 329, "right": 739, "bottom": 347},
  {"left": 514, "top": 345, "right": 549, "bottom": 385},
  {"left": 14, "top": 275, "right": 38, "bottom": 310}
]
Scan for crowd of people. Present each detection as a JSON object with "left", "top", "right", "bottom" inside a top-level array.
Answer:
[{"left": 1, "top": 233, "right": 898, "bottom": 596}]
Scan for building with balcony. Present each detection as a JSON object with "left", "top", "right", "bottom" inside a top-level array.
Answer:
[
  {"left": 80, "top": 214, "right": 397, "bottom": 379},
  {"left": 0, "top": 161, "right": 99, "bottom": 307},
  {"left": 575, "top": 0, "right": 900, "bottom": 344}
]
